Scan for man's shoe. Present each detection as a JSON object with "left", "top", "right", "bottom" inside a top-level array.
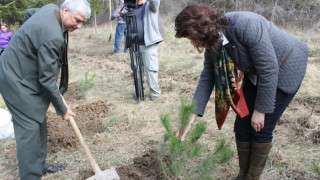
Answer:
[
  {"left": 43, "top": 164, "right": 67, "bottom": 174},
  {"left": 150, "top": 95, "right": 159, "bottom": 101}
]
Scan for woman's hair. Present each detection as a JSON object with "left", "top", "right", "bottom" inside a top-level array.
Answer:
[
  {"left": 175, "top": 4, "right": 229, "bottom": 56},
  {"left": 1, "top": 24, "right": 8, "bottom": 28},
  {"left": 60, "top": 0, "right": 91, "bottom": 19}
]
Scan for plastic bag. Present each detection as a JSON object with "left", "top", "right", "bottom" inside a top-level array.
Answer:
[{"left": 0, "top": 109, "right": 15, "bottom": 140}]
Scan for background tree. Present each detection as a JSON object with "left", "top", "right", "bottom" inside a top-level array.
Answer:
[
  {"left": 1, "top": 0, "right": 320, "bottom": 32},
  {"left": 0, "top": 0, "right": 56, "bottom": 26},
  {"left": 89, "top": 0, "right": 105, "bottom": 31}
]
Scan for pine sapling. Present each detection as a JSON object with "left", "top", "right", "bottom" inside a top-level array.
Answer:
[
  {"left": 74, "top": 72, "right": 97, "bottom": 99},
  {"left": 158, "top": 98, "right": 234, "bottom": 180}
]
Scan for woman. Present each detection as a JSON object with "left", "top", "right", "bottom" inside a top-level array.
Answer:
[
  {"left": 0, "top": 24, "right": 13, "bottom": 50},
  {"left": 175, "top": 4, "right": 308, "bottom": 180}
]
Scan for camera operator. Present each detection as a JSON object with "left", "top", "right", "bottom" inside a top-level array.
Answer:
[{"left": 123, "top": 0, "right": 163, "bottom": 101}]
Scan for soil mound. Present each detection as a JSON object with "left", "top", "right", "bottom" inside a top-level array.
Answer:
[
  {"left": 47, "top": 100, "right": 110, "bottom": 153},
  {"left": 116, "top": 149, "right": 163, "bottom": 180}
]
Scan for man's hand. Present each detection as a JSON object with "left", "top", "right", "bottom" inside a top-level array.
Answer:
[
  {"left": 119, "top": 10, "right": 124, "bottom": 16},
  {"left": 251, "top": 109, "right": 265, "bottom": 132},
  {"left": 60, "top": 95, "right": 74, "bottom": 121},
  {"left": 176, "top": 114, "right": 198, "bottom": 141},
  {"left": 62, "top": 107, "right": 75, "bottom": 121}
]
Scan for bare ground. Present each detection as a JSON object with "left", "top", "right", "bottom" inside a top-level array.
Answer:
[{"left": 0, "top": 25, "right": 319, "bottom": 180}]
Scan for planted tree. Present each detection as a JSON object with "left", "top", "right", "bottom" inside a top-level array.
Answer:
[
  {"left": 158, "top": 99, "right": 234, "bottom": 180},
  {"left": 74, "top": 72, "right": 97, "bottom": 99}
]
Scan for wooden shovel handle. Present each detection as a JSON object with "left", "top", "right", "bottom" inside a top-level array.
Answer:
[{"left": 69, "top": 116, "right": 102, "bottom": 174}]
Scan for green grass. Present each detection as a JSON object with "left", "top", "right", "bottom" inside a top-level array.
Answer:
[{"left": 0, "top": 23, "right": 319, "bottom": 180}]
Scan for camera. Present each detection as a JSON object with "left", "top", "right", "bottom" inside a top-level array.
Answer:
[{"left": 124, "top": 0, "right": 136, "bottom": 8}]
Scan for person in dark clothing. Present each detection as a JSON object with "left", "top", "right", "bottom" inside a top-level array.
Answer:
[{"left": 0, "top": 0, "right": 91, "bottom": 179}]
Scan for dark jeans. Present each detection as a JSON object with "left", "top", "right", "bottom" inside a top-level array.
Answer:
[
  {"left": 114, "top": 23, "right": 128, "bottom": 53},
  {"left": 234, "top": 79, "right": 297, "bottom": 143}
]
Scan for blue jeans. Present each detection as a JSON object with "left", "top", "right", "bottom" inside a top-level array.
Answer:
[
  {"left": 234, "top": 79, "right": 297, "bottom": 143},
  {"left": 114, "top": 23, "right": 128, "bottom": 53}
]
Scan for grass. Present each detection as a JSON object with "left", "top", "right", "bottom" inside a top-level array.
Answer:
[
  {"left": 0, "top": 103, "right": 6, "bottom": 109},
  {"left": 0, "top": 22, "right": 319, "bottom": 179}
]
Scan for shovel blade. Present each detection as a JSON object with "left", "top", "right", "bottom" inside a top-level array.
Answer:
[{"left": 86, "top": 167, "right": 120, "bottom": 180}]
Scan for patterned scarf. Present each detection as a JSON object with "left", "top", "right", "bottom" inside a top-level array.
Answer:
[{"left": 213, "top": 46, "right": 249, "bottom": 129}]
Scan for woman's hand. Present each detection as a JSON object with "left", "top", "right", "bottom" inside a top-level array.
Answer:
[
  {"left": 176, "top": 114, "right": 198, "bottom": 141},
  {"left": 251, "top": 109, "right": 265, "bottom": 132}
]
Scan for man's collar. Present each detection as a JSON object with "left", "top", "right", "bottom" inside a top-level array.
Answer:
[{"left": 54, "top": 9, "right": 65, "bottom": 33}]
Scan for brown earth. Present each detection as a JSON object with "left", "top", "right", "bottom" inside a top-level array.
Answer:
[
  {"left": 46, "top": 99, "right": 109, "bottom": 153},
  {"left": 79, "top": 149, "right": 164, "bottom": 180},
  {"left": 46, "top": 84, "right": 165, "bottom": 179},
  {"left": 44, "top": 57, "right": 320, "bottom": 180},
  {"left": 2, "top": 28, "right": 319, "bottom": 180}
]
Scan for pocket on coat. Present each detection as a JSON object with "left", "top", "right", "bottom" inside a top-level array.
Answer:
[{"left": 19, "top": 79, "right": 41, "bottom": 95}]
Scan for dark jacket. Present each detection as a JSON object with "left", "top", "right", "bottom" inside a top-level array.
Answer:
[
  {"left": 0, "top": 4, "right": 67, "bottom": 123},
  {"left": 194, "top": 11, "right": 308, "bottom": 115}
]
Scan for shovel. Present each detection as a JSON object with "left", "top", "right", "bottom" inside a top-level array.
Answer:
[{"left": 68, "top": 116, "right": 120, "bottom": 180}]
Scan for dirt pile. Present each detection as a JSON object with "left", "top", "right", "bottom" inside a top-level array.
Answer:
[
  {"left": 47, "top": 100, "right": 110, "bottom": 153},
  {"left": 116, "top": 149, "right": 164, "bottom": 180}
]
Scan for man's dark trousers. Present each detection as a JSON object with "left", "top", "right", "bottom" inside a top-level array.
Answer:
[{"left": 5, "top": 99, "right": 48, "bottom": 180}]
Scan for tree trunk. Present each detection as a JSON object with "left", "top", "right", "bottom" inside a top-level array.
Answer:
[
  {"left": 109, "top": 0, "right": 112, "bottom": 32},
  {"left": 94, "top": 11, "right": 97, "bottom": 32}
]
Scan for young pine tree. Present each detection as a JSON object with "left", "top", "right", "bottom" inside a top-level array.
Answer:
[{"left": 158, "top": 98, "right": 234, "bottom": 180}]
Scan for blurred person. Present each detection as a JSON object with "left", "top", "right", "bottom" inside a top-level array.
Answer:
[
  {"left": 0, "top": 0, "right": 91, "bottom": 179},
  {"left": 135, "top": 0, "right": 163, "bottom": 101},
  {"left": 110, "top": 0, "right": 128, "bottom": 54},
  {"left": 175, "top": 4, "right": 308, "bottom": 180},
  {"left": 122, "top": 0, "right": 163, "bottom": 101},
  {"left": 0, "top": 24, "right": 13, "bottom": 54}
]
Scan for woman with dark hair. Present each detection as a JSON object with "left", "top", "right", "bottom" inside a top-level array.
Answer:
[{"left": 175, "top": 4, "right": 308, "bottom": 180}]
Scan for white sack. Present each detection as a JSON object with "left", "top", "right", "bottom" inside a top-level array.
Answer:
[{"left": 0, "top": 109, "right": 15, "bottom": 140}]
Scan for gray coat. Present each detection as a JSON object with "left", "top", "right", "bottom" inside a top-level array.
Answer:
[
  {"left": 194, "top": 11, "right": 308, "bottom": 116},
  {"left": 143, "top": 0, "right": 163, "bottom": 46},
  {"left": 0, "top": 4, "right": 67, "bottom": 123}
]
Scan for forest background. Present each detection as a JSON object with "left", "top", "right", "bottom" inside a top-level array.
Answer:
[{"left": 1, "top": 0, "right": 320, "bottom": 31}]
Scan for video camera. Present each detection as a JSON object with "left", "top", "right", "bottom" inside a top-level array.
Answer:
[{"left": 124, "top": 0, "right": 136, "bottom": 8}]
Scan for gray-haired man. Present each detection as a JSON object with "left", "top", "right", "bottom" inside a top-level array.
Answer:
[{"left": 0, "top": 0, "right": 91, "bottom": 179}]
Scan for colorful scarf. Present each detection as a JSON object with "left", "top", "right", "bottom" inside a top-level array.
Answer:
[{"left": 213, "top": 46, "right": 249, "bottom": 129}]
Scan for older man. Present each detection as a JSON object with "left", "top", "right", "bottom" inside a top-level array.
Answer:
[{"left": 0, "top": 0, "right": 91, "bottom": 179}]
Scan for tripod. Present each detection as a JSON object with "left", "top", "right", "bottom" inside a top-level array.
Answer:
[{"left": 125, "top": 5, "right": 144, "bottom": 102}]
